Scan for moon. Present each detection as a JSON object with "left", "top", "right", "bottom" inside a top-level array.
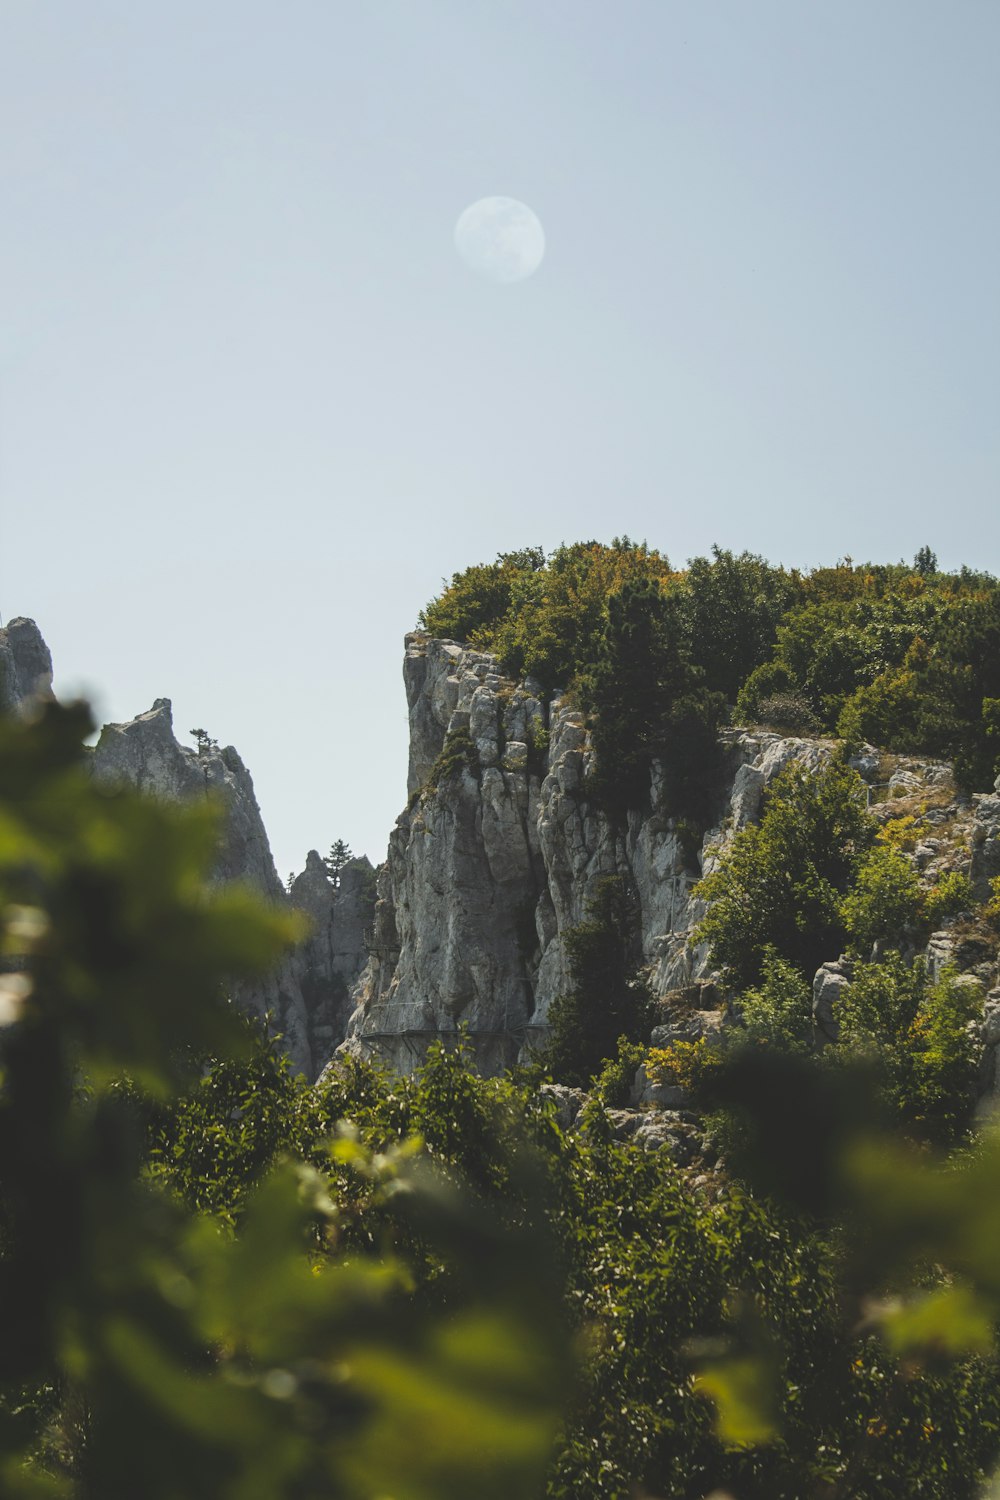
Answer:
[{"left": 454, "top": 197, "right": 545, "bottom": 284}]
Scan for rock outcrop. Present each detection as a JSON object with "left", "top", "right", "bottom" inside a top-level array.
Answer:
[
  {"left": 345, "top": 635, "right": 830, "bottom": 1071},
  {"left": 83, "top": 696, "right": 370, "bottom": 1074},
  {"left": 91, "top": 698, "right": 372, "bottom": 1078},
  {"left": 0, "top": 620, "right": 373, "bottom": 1078},
  {"left": 93, "top": 699, "right": 286, "bottom": 898},
  {"left": 0, "top": 617, "right": 54, "bottom": 716},
  {"left": 345, "top": 633, "right": 1000, "bottom": 1086},
  {"left": 288, "top": 851, "right": 373, "bottom": 1065},
  {"left": 10, "top": 614, "right": 998, "bottom": 1093}
]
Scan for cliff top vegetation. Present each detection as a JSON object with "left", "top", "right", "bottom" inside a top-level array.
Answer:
[{"left": 421, "top": 542, "right": 1000, "bottom": 797}]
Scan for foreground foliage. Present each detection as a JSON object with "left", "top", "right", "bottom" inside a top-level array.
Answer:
[
  {"left": 4, "top": 694, "right": 1000, "bottom": 1497},
  {"left": 0, "top": 704, "right": 566, "bottom": 1499}
]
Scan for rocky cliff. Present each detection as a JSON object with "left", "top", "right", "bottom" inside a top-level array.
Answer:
[
  {"left": 345, "top": 632, "right": 1000, "bottom": 1086},
  {"left": 0, "top": 617, "right": 55, "bottom": 716},
  {"left": 345, "top": 631, "right": 752, "bottom": 1072},
  {"left": 0, "top": 618, "right": 371, "bottom": 1080},
  {"left": 90, "top": 696, "right": 371, "bottom": 1078},
  {"left": 9, "top": 615, "right": 1000, "bottom": 1092}
]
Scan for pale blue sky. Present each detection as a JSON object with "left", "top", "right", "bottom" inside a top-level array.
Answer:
[{"left": 2, "top": 1, "right": 998, "bottom": 874}]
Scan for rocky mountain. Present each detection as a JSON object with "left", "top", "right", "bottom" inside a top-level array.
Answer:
[
  {"left": 0, "top": 619, "right": 371, "bottom": 1080},
  {"left": 8, "top": 613, "right": 1000, "bottom": 1097},
  {"left": 344, "top": 631, "right": 1000, "bottom": 1096},
  {"left": 90, "top": 696, "right": 372, "bottom": 1079}
]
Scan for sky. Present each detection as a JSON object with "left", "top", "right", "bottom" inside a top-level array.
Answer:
[{"left": 2, "top": 1, "right": 999, "bottom": 876}]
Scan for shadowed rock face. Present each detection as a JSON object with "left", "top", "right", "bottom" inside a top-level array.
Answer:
[
  {"left": 90, "top": 698, "right": 372, "bottom": 1078},
  {"left": 289, "top": 851, "right": 372, "bottom": 1066},
  {"left": 0, "top": 618, "right": 55, "bottom": 716}
]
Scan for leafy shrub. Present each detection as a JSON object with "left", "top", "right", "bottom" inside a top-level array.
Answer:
[
  {"left": 419, "top": 548, "right": 545, "bottom": 646},
  {"left": 421, "top": 541, "right": 674, "bottom": 692},
  {"left": 835, "top": 956, "right": 980, "bottom": 1144},
  {"left": 646, "top": 1037, "right": 723, "bottom": 1093},
  {"left": 836, "top": 664, "right": 926, "bottom": 751},
  {"left": 734, "top": 659, "right": 801, "bottom": 724},
  {"left": 877, "top": 813, "right": 929, "bottom": 852},
  {"left": 906, "top": 966, "right": 983, "bottom": 1143},
  {"left": 756, "top": 692, "right": 821, "bottom": 734},
  {"left": 841, "top": 845, "right": 922, "bottom": 952},
  {"left": 424, "top": 726, "right": 480, "bottom": 793},
  {"left": 923, "top": 870, "right": 976, "bottom": 929},
  {"left": 696, "top": 759, "right": 876, "bottom": 989},
  {"left": 592, "top": 1036, "right": 647, "bottom": 1107},
  {"left": 836, "top": 952, "right": 924, "bottom": 1060},
  {"left": 738, "top": 951, "right": 814, "bottom": 1053},
  {"left": 526, "top": 719, "right": 550, "bottom": 774}
]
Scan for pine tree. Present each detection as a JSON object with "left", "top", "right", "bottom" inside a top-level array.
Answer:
[{"left": 324, "top": 839, "right": 353, "bottom": 886}]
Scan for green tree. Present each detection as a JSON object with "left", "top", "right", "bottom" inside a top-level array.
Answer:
[
  {"left": 840, "top": 844, "right": 923, "bottom": 954},
  {"left": 583, "top": 579, "right": 681, "bottom": 811},
  {"left": 583, "top": 579, "right": 725, "bottom": 819},
  {"left": 738, "top": 950, "right": 815, "bottom": 1054},
  {"left": 836, "top": 956, "right": 981, "bottom": 1145},
  {"left": 696, "top": 759, "right": 876, "bottom": 990},
  {"left": 682, "top": 545, "right": 803, "bottom": 702},
  {"left": 189, "top": 726, "right": 218, "bottom": 755},
  {"left": 324, "top": 838, "right": 354, "bottom": 886}
]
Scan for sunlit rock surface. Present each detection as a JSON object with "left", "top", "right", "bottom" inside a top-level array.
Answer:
[
  {"left": 345, "top": 636, "right": 837, "bottom": 1073},
  {"left": 344, "top": 633, "right": 1000, "bottom": 1086}
]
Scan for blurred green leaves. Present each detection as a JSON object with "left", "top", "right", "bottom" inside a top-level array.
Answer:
[{"left": 0, "top": 703, "right": 569, "bottom": 1498}]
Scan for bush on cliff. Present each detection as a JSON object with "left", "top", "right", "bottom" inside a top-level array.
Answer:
[
  {"left": 425, "top": 546, "right": 1000, "bottom": 816},
  {"left": 421, "top": 542, "right": 796, "bottom": 817},
  {"left": 696, "top": 758, "right": 876, "bottom": 990},
  {"left": 579, "top": 578, "right": 727, "bottom": 820}
]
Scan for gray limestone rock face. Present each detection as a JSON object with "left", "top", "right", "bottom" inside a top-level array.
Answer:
[
  {"left": 812, "top": 961, "right": 852, "bottom": 1045},
  {"left": 971, "top": 794, "right": 1000, "bottom": 897},
  {"left": 924, "top": 931, "right": 961, "bottom": 985},
  {"left": 93, "top": 699, "right": 285, "bottom": 900},
  {"left": 288, "top": 852, "right": 375, "bottom": 1067},
  {"left": 343, "top": 638, "right": 1000, "bottom": 1090},
  {"left": 538, "top": 1083, "right": 587, "bottom": 1130},
  {"left": 405, "top": 635, "right": 473, "bottom": 795},
  {"left": 631, "top": 1063, "right": 688, "bottom": 1109},
  {"left": 0, "top": 618, "right": 55, "bottom": 716},
  {"left": 91, "top": 699, "right": 369, "bottom": 1079},
  {"left": 343, "top": 639, "right": 854, "bottom": 1077}
]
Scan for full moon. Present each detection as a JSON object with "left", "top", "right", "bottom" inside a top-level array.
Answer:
[{"left": 454, "top": 197, "right": 545, "bottom": 283}]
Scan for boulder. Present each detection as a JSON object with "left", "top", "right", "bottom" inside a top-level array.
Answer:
[{"left": 813, "top": 961, "right": 852, "bottom": 1045}]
